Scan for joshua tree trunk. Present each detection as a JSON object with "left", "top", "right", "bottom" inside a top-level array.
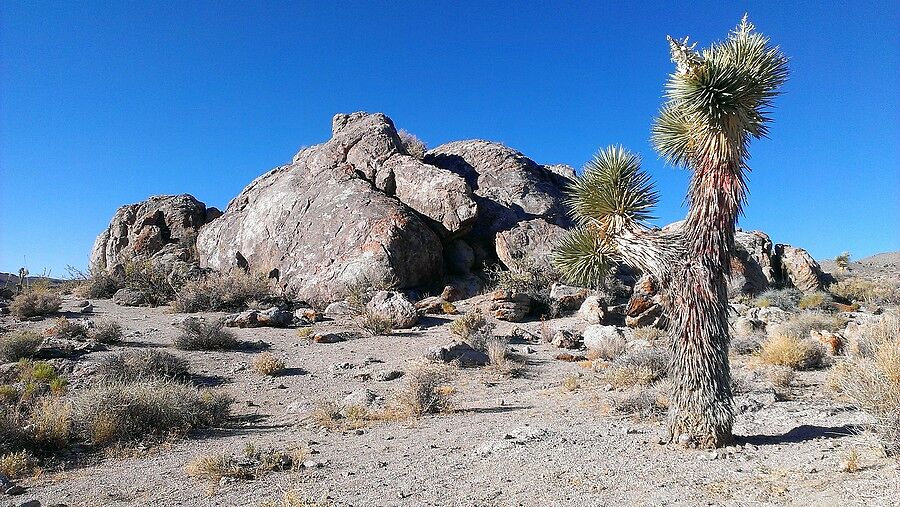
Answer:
[{"left": 554, "top": 17, "right": 787, "bottom": 449}]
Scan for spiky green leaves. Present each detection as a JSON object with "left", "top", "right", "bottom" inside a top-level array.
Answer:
[
  {"left": 553, "top": 146, "right": 658, "bottom": 286},
  {"left": 566, "top": 146, "right": 658, "bottom": 233},
  {"left": 552, "top": 226, "right": 617, "bottom": 288},
  {"left": 652, "top": 16, "right": 788, "bottom": 169}
]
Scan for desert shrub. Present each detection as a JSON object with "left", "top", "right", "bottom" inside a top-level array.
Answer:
[
  {"left": 47, "top": 317, "right": 89, "bottom": 340},
  {"left": 72, "top": 380, "right": 230, "bottom": 446},
  {"left": 834, "top": 252, "right": 851, "bottom": 272},
  {"left": 123, "top": 259, "right": 175, "bottom": 306},
  {"left": 752, "top": 288, "right": 802, "bottom": 310},
  {"left": 80, "top": 271, "right": 123, "bottom": 299},
  {"left": 485, "top": 258, "right": 559, "bottom": 311},
  {"left": 759, "top": 334, "right": 827, "bottom": 370},
  {"left": 96, "top": 350, "right": 190, "bottom": 382},
  {"left": 9, "top": 289, "right": 60, "bottom": 319},
  {"left": 601, "top": 347, "right": 670, "bottom": 388},
  {"left": 392, "top": 362, "right": 454, "bottom": 417},
  {"left": 847, "top": 312, "right": 899, "bottom": 359},
  {"left": 485, "top": 337, "right": 524, "bottom": 377},
  {"left": 830, "top": 277, "right": 900, "bottom": 305},
  {"left": 832, "top": 341, "right": 900, "bottom": 455},
  {"left": 449, "top": 310, "right": 495, "bottom": 351},
  {"left": 771, "top": 312, "right": 844, "bottom": 340},
  {"left": 440, "top": 301, "right": 457, "bottom": 315},
  {"left": 27, "top": 396, "right": 73, "bottom": 448},
  {"left": 767, "top": 365, "right": 795, "bottom": 389},
  {"left": 187, "top": 444, "right": 306, "bottom": 483},
  {"left": 397, "top": 129, "right": 426, "bottom": 159},
  {"left": 260, "top": 490, "right": 332, "bottom": 507},
  {"left": 797, "top": 291, "right": 832, "bottom": 310},
  {"left": 253, "top": 353, "right": 285, "bottom": 376},
  {"left": 172, "top": 270, "right": 272, "bottom": 313},
  {"left": 357, "top": 309, "right": 393, "bottom": 336},
  {"left": 90, "top": 320, "right": 124, "bottom": 344},
  {"left": 0, "top": 450, "right": 33, "bottom": 479},
  {"left": 609, "top": 382, "right": 670, "bottom": 421},
  {"left": 174, "top": 319, "right": 238, "bottom": 351},
  {"left": 585, "top": 332, "right": 627, "bottom": 361},
  {"left": 731, "top": 333, "right": 765, "bottom": 355},
  {"left": 295, "top": 327, "right": 314, "bottom": 340},
  {"left": 631, "top": 326, "right": 667, "bottom": 342},
  {"left": 0, "top": 331, "right": 43, "bottom": 362}
]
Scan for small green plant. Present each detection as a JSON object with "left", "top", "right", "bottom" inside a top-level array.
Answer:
[{"left": 174, "top": 319, "right": 238, "bottom": 350}]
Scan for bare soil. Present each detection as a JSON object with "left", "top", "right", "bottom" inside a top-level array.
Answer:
[{"left": 3, "top": 296, "right": 899, "bottom": 507}]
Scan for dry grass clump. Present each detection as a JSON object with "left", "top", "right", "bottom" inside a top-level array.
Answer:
[
  {"left": 831, "top": 313, "right": 899, "bottom": 455},
  {"left": 608, "top": 382, "right": 670, "bottom": 421},
  {"left": 0, "top": 450, "right": 33, "bottom": 479},
  {"left": 397, "top": 129, "right": 427, "bottom": 159},
  {"left": 260, "top": 490, "right": 332, "bottom": 507},
  {"left": 357, "top": 309, "right": 393, "bottom": 336},
  {"left": 752, "top": 288, "right": 802, "bottom": 310},
  {"left": 311, "top": 401, "right": 372, "bottom": 431},
  {"left": 0, "top": 331, "right": 43, "bottom": 362},
  {"left": 771, "top": 312, "right": 844, "bottom": 340},
  {"left": 731, "top": 333, "right": 765, "bottom": 355},
  {"left": 631, "top": 326, "right": 667, "bottom": 342},
  {"left": 123, "top": 259, "right": 175, "bottom": 306},
  {"left": 759, "top": 333, "right": 827, "bottom": 370},
  {"left": 485, "top": 337, "right": 524, "bottom": 378},
  {"left": 847, "top": 312, "right": 899, "bottom": 359},
  {"left": 449, "top": 310, "right": 495, "bottom": 351},
  {"left": 186, "top": 443, "right": 306, "bottom": 483},
  {"left": 174, "top": 319, "right": 238, "bottom": 351},
  {"left": 10, "top": 288, "right": 61, "bottom": 319},
  {"left": 600, "top": 347, "right": 670, "bottom": 388},
  {"left": 72, "top": 380, "right": 230, "bottom": 446},
  {"left": 295, "top": 327, "right": 314, "bottom": 340},
  {"left": 96, "top": 350, "right": 190, "bottom": 382},
  {"left": 767, "top": 365, "right": 795, "bottom": 389},
  {"left": 253, "top": 353, "right": 286, "bottom": 376},
  {"left": 797, "top": 291, "right": 832, "bottom": 310},
  {"left": 76, "top": 271, "right": 123, "bottom": 299},
  {"left": 47, "top": 317, "right": 89, "bottom": 339},
  {"left": 172, "top": 270, "right": 272, "bottom": 313},
  {"left": 830, "top": 277, "right": 900, "bottom": 305},
  {"left": 89, "top": 320, "right": 124, "bottom": 345},
  {"left": 391, "top": 362, "right": 455, "bottom": 417}
]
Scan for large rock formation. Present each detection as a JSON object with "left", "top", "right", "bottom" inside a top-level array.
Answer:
[
  {"left": 194, "top": 112, "right": 574, "bottom": 304},
  {"left": 89, "top": 194, "right": 220, "bottom": 281},
  {"left": 425, "top": 140, "right": 573, "bottom": 272},
  {"left": 775, "top": 244, "right": 833, "bottom": 292}
]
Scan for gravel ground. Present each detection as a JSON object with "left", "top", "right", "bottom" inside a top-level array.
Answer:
[{"left": 2, "top": 296, "right": 898, "bottom": 507}]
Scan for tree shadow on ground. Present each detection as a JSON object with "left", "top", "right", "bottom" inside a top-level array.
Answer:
[
  {"left": 739, "top": 424, "right": 859, "bottom": 446},
  {"left": 459, "top": 405, "right": 533, "bottom": 415}
]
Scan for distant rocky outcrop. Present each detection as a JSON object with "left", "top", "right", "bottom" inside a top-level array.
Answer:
[{"left": 89, "top": 194, "right": 221, "bottom": 282}]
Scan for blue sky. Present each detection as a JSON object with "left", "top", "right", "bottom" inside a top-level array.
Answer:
[{"left": 1, "top": 1, "right": 898, "bottom": 276}]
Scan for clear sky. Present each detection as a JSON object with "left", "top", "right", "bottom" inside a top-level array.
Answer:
[{"left": 1, "top": 1, "right": 898, "bottom": 276}]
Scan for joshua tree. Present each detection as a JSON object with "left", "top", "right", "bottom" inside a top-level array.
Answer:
[
  {"left": 554, "top": 17, "right": 788, "bottom": 447},
  {"left": 835, "top": 252, "right": 851, "bottom": 273}
]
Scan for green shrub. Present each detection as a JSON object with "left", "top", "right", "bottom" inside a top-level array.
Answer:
[
  {"left": 174, "top": 319, "right": 238, "bottom": 351},
  {"left": 0, "top": 332, "right": 43, "bottom": 362},
  {"left": 124, "top": 259, "right": 175, "bottom": 306}
]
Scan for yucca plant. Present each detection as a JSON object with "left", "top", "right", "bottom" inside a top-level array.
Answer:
[{"left": 554, "top": 16, "right": 787, "bottom": 447}]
